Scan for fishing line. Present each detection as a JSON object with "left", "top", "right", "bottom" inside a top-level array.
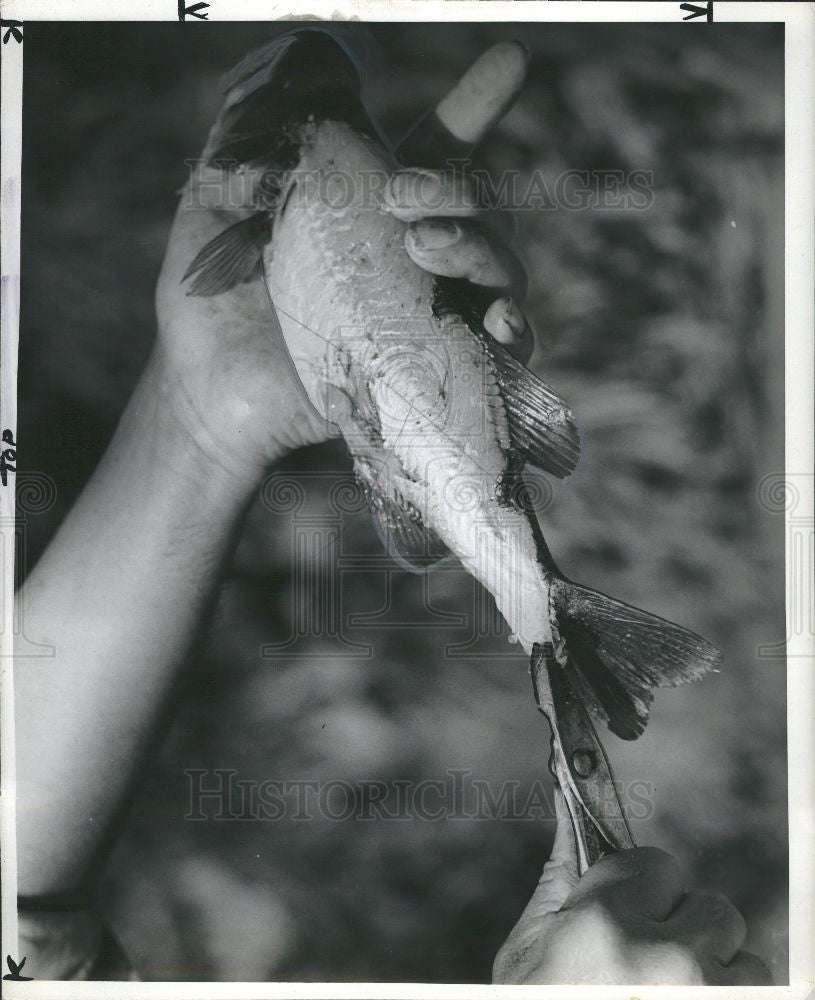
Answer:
[{"left": 256, "top": 267, "right": 532, "bottom": 573}]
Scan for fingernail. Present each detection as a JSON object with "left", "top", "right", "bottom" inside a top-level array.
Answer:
[
  {"left": 502, "top": 297, "right": 526, "bottom": 334},
  {"left": 410, "top": 220, "right": 460, "bottom": 251},
  {"left": 386, "top": 168, "right": 441, "bottom": 208},
  {"left": 485, "top": 297, "right": 516, "bottom": 345},
  {"left": 510, "top": 39, "right": 531, "bottom": 63}
]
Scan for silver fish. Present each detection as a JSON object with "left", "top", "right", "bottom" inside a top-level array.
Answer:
[{"left": 185, "top": 31, "right": 721, "bottom": 742}]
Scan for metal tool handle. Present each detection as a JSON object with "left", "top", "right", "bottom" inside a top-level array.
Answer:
[{"left": 531, "top": 643, "right": 635, "bottom": 875}]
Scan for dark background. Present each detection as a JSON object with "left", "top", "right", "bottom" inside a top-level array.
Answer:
[{"left": 18, "top": 21, "right": 786, "bottom": 983}]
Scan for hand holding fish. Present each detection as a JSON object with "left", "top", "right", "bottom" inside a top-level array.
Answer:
[
  {"left": 14, "top": 30, "right": 773, "bottom": 985},
  {"left": 13, "top": 25, "right": 549, "bottom": 935},
  {"left": 493, "top": 793, "right": 773, "bottom": 985},
  {"left": 179, "top": 30, "right": 749, "bottom": 983},
  {"left": 155, "top": 36, "right": 532, "bottom": 477}
]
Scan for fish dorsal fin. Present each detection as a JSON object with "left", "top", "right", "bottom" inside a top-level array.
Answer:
[
  {"left": 183, "top": 214, "right": 271, "bottom": 297},
  {"left": 485, "top": 339, "right": 580, "bottom": 479},
  {"left": 353, "top": 455, "right": 451, "bottom": 574},
  {"left": 431, "top": 278, "right": 580, "bottom": 479}
]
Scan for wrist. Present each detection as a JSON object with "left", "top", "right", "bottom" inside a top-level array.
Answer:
[{"left": 144, "top": 343, "right": 284, "bottom": 487}]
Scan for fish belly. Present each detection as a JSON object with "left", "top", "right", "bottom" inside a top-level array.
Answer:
[
  {"left": 424, "top": 458, "right": 554, "bottom": 656},
  {"left": 369, "top": 356, "right": 554, "bottom": 656},
  {"left": 265, "top": 120, "right": 553, "bottom": 655}
]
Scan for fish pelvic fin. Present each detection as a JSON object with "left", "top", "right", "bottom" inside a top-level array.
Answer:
[
  {"left": 549, "top": 577, "right": 722, "bottom": 741},
  {"left": 353, "top": 455, "right": 452, "bottom": 574},
  {"left": 183, "top": 213, "right": 271, "bottom": 297}
]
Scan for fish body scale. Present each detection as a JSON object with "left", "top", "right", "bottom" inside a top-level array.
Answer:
[
  {"left": 184, "top": 34, "right": 722, "bottom": 743},
  {"left": 264, "top": 121, "right": 553, "bottom": 653}
]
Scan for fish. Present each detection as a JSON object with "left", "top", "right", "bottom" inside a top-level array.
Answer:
[{"left": 183, "top": 30, "right": 722, "bottom": 741}]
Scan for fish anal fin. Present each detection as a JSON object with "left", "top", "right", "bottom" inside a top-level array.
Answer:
[
  {"left": 183, "top": 213, "right": 270, "bottom": 297},
  {"left": 354, "top": 457, "right": 451, "bottom": 574},
  {"left": 566, "top": 639, "right": 650, "bottom": 741}
]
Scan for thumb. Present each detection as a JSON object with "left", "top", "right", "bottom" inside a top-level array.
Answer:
[
  {"left": 531, "top": 785, "right": 581, "bottom": 917},
  {"left": 397, "top": 41, "right": 530, "bottom": 167},
  {"left": 504, "top": 787, "right": 581, "bottom": 953},
  {"left": 492, "top": 786, "right": 581, "bottom": 982}
]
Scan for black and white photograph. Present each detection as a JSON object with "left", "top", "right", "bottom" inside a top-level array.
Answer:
[{"left": 1, "top": 2, "right": 812, "bottom": 994}]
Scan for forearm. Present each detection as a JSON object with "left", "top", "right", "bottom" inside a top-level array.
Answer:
[{"left": 14, "top": 348, "right": 267, "bottom": 893}]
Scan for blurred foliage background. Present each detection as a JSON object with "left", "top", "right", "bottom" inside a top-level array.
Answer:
[{"left": 18, "top": 21, "right": 786, "bottom": 983}]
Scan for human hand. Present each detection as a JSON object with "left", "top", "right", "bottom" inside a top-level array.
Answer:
[
  {"left": 493, "top": 791, "right": 773, "bottom": 985},
  {"left": 154, "top": 34, "right": 533, "bottom": 477}
]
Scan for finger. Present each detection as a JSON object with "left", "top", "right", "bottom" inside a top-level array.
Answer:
[
  {"left": 536, "top": 786, "right": 582, "bottom": 915},
  {"left": 397, "top": 41, "right": 530, "bottom": 167},
  {"left": 405, "top": 221, "right": 527, "bottom": 298},
  {"left": 496, "top": 787, "right": 580, "bottom": 958},
  {"left": 384, "top": 169, "right": 481, "bottom": 223},
  {"left": 483, "top": 297, "right": 534, "bottom": 363},
  {"left": 663, "top": 890, "right": 746, "bottom": 965},
  {"left": 437, "top": 41, "right": 530, "bottom": 146},
  {"left": 718, "top": 950, "right": 774, "bottom": 986},
  {"left": 562, "top": 846, "right": 684, "bottom": 922}
]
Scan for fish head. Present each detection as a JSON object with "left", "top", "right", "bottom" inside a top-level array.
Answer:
[{"left": 210, "top": 31, "right": 376, "bottom": 166}]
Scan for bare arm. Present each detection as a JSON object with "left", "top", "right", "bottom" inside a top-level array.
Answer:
[
  {"left": 13, "top": 37, "right": 530, "bottom": 897},
  {"left": 13, "top": 349, "right": 271, "bottom": 892},
  {"left": 13, "top": 35, "right": 771, "bottom": 988}
]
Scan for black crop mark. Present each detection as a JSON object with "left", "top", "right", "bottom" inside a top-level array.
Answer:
[
  {"left": 680, "top": 2, "right": 713, "bottom": 22},
  {"left": 1, "top": 20, "right": 23, "bottom": 44},
  {"left": 4, "top": 955, "right": 33, "bottom": 981},
  {"left": 178, "top": 1, "right": 210, "bottom": 21}
]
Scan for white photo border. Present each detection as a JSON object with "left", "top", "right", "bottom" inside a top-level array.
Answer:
[{"left": 1, "top": 2, "right": 812, "bottom": 998}]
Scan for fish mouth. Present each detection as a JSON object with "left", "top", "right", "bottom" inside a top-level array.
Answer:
[{"left": 207, "top": 31, "right": 375, "bottom": 167}]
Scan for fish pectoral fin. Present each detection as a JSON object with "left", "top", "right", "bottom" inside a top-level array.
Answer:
[
  {"left": 487, "top": 340, "right": 580, "bottom": 479},
  {"left": 183, "top": 213, "right": 271, "bottom": 297},
  {"left": 550, "top": 576, "right": 722, "bottom": 740},
  {"left": 353, "top": 457, "right": 452, "bottom": 574}
]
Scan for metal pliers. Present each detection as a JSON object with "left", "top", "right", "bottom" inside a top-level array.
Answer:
[{"left": 530, "top": 642, "right": 635, "bottom": 875}]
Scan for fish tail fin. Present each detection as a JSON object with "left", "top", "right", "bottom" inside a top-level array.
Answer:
[{"left": 548, "top": 576, "right": 722, "bottom": 741}]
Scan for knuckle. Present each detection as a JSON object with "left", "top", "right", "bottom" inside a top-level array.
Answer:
[
  {"left": 443, "top": 172, "right": 481, "bottom": 213},
  {"left": 693, "top": 889, "right": 746, "bottom": 936},
  {"left": 706, "top": 950, "right": 774, "bottom": 987},
  {"left": 636, "top": 844, "right": 675, "bottom": 868},
  {"left": 568, "top": 897, "right": 616, "bottom": 936},
  {"left": 385, "top": 168, "right": 480, "bottom": 220},
  {"left": 491, "top": 944, "right": 511, "bottom": 981},
  {"left": 642, "top": 941, "right": 705, "bottom": 984},
  {"left": 740, "top": 952, "right": 775, "bottom": 985},
  {"left": 631, "top": 845, "right": 683, "bottom": 886},
  {"left": 492, "top": 912, "right": 568, "bottom": 985},
  {"left": 491, "top": 941, "right": 532, "bottom": 984}
]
